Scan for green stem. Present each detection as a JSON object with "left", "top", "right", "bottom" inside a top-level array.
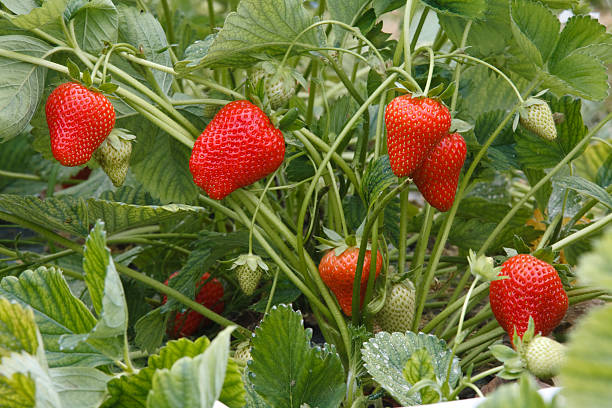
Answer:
[
  {"left": 160, "top": 0, "right": 176, "bottom": 51},
  {"left": 536, "top": 213, "right": 562, "bottom": 250},
  {"left": 351, "top": 180, "right": 411, "bottom": 323},
  {"left": 410, "top": 8, "right": 429, "bottom": 52},
  {"left": 411, "top": 205, "right": 434, "bottom": 331},
  {"left": 306, "top": 60, "right": 318, "bottom": 125},
  {"left": 403, "top": 0, "right": 414, "bottom": 72},
  {"left": 249, "top": 171, "right": 279, "bottom": 254},
  {"left": 423, "top": 283, "right": 489, "bottom": 332},
  {"left": 207, "top": 0, "right": 216, "bottom": 32},
  {"left": 552, "top": 213, "right": 612, "bottom": 251},
  {"left": 423, "top": 47, "right": 435, "bottom": 95},
  {"left": 398, "top": 191, "right": 410, "bottom": 278},
  {"left": 170, "top": 98, "right": 229, "bottom": 106},
  {"left": 264, "top": 268, "right": 280, "bottom": 315},
  {"left": 0, "top": 170, "right": 42, "bottom": 181},
  {"left": 185, "top": 75, "right": 243, "bottom": 99},
  {"left": 480, "top": 111, "right": 612, "bottom": 254},
  {"left": 450, "top": 21, "right": 472, "bottom": 113},
  {"left": 329, "top": 57, "right": 364, "bottom": 105}
]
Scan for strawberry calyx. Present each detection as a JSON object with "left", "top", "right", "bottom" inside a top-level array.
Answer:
[
  {"left": 230, "top": 253, "right": 269, "bottom": 274},
  {"left": 467, "top": 249, "right": 502, "bottom": 281},
  {"left": 315, "top": 227, "right": 372, "bottom": 256}
]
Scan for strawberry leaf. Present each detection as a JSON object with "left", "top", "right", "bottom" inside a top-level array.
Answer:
[
  {"left": 362, "top": 331, "right": 460, "bottom": 406},
  {"left": 422, "top": 0, "right": 486, "bottom": 19},
  {"left": 10, "top": 0, "right": 67, "bottom": 29},
  {"left": 362, "top": 155, "right": 395, "bottom": 207},
  {"left": 575, "top": 228, "right": 612, "bottom": 293},
  {"left": 66, "top": 0, "right": 119, "bottom": 54},
  {"left": 553, "top": 176, "right": 612, "bottom": 210},
  {"left": 0, "top": 298, "right": 42, "bottom": 359},
  {"left": 0, "top": 35, "right": 50, "bottom": 142},
  {"left": 176, "top": 0, "right": 324, "bottom": 71},
  {"left": 509, "top": 0, "right": 559, "bottom": 67},
  {"left": 249, "top": 305, "right": 345, "bottom": 408},
  {"left": 0, "top": 267, "right": 113, "bottom": 368}
]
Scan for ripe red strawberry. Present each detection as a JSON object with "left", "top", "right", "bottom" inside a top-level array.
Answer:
[
  {"left": 46, "top": 82, "right": 116, "bottom": 166},
  {"left": 162, "top": 272, "right": 225, "bottom": 338},
  {"left": 489, "top": 254, "right": 568, "bottom": 341},
  {"left": 385, "top": 95, "right": 451, "bottom": 177},
  {"left": 412, "top": 132, "right": 466, "bottom": 212},
  {"left": 189, "top": 100, "right": 285, "bottom": 200},
  {"left": 319, "top": 247, "right": 383, "bottom": 316}
]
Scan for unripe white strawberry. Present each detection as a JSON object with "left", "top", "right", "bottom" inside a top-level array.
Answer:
[
  {"left": 231, "top": 254, "right": 268, "bottom": 296},
  {"left": 234, "top": 341, "right": 252, "bottom": 362},
  {"left": 93, "top": 129, "right": 135, "bottom": 187},
  {"left": 252, "top": 61, "right": 298, "bottom": 110},
  {"left": 376, "top": 280, "right": 416, "bottom": 333},
  {"left": 519, "top": 99, "right": 557, "bottom": 141},
  {"left": 524, "top": 336, "right": 565, "bottom": 379}
]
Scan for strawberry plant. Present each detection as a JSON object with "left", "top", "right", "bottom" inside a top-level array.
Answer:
[{"left": 0, "top": 0, "right": 611, "bottom": 407}]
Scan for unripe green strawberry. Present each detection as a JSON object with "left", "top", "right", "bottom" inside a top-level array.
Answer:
[
  {"left": 252, "top": 61, "right": 297, "bottom": 110},
  {"left": 234, "top": 341, "right": 252, "bottom": 362},
  {"left": 519, "top": 99, "right": 557, "bottom": 140},
  {"left": 231, "top": 254, "right": 268, "bottom": 296},
  {"left": 93, "top": 129, "right": 135, "bottom": 187},
  {"left": 524, "top": 336, "right": 565, "bottom": 379},
  {"left": 376, "top": 280, "right": 416, "bottom": 333}
]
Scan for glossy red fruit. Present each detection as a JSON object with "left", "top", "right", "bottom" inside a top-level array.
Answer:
[
  {"left": 412, "top": 132, "right": 466, "bottom": 212},
  {"left": 385, "top": 95, "right": 451, "bottom": 177},
  {"left": 46, "top": 82, "right": 115, "bottom": 166},
  {"left": 189, "top": 100, "right": 285, "bottom": 200},
  {"left": 489, "top": 254, "right": 568, "bottom": 341},
  {"left": 319, "top": 247, "right": 383, "bottom": 316},
  {"left": 163, "top": 272, "right": 225, "bottom": 338}
]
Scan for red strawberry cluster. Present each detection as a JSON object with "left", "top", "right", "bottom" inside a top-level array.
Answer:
[
  {"left": 385, "top": 94, "right": 466, "bottom": 211},
  {"left": 489, "top": 254, "right": 568, "bottom": 342},
  {"left": 189, "top": 100, "right": 285, "bottom": 200},
  {"left": 162, "top": 271, "right": 225, "bottom": 338}
]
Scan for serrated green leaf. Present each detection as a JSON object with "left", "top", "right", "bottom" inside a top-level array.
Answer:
[
  {"left": 0, "top": 267, "right": 112, "bottom": 368},
  {"left": 0, "top": 35, "right": 51, "bottom": 141},
  {"left": 438, "top": 0, "right": 511, "bottom": 57},
  {"left": 327, "top": 0, "right": 368, "bottom": 26},
  {"left": 422, "top": 0, "right": 486, "bottom": 19},
  {"left": 362, "top": 331, "right": 461, "bottom": 406},
  {"left": 174, "top": 35, "right": 216, "bottom": 73},
  {"left": 0, "top": 352, "right": 62, "bottom": 407},
  {"left": 10, "top": 0, "right": 68, "bottom": 29},
  {"left": 285, "top": 154, "right": 315, "bottom": 182},
  {"left": 0, "top": 370, "right": 36, "bottom": 407},
  {"left": 130, "top": 127, "right": 198, "bottom": 204},
  {"left": 546, "top": 53, "right": 609, "bottom": 101},
  {"left": 134, "top": 309, "right": 167, "bottom": 354},
  {"left": 510, "top": 0, "right": 559, "bottom": 67},
  {"left": 243, "top": 368, "right": 272, "bottom": 408},
  {"left": 402, "top": 348, "right": 439, "bottom": 405},
  {"left": 575, "top": 227, "right": 612, "bottom": 293},
  {"left": 182, "top": 0, "right": 323, "bottom": 70},
  {"left": 550, "top": 15, "right": 611, "bottom": 67},
  {"left": 117, "top": 5, "right": 172, "bottom": 94},
  {"left": 362, "top": 155, "right": 395, "bottom": 207},
  {"left": 0, "top": 298, "right": 41, "bottom": 359},
  {"left": 147, "top": 326, "right": 235, "bottom": 408},
  {"left": 59, "top": 222, "right": 127, "bottom": 360},
  {"left": 561, "top": 302, "right": 612, "bottom": 406},
  {"left": 66, "top": 0, "right": 118, "bottom": 54},
  {"left": 1, "top": 0, "right": 38, "bottom": 15},
  {"left": 553, "top": 176, "right": 612, "bottom": 210},
  {"left": 596, "top": 155, "right": 612, "bottom": 188},
  {"left": 49, "top": 366, "right": 110, "bottom": 408},
  {"left": 249, "top": 305, "right": 345, "bottom": 408}
]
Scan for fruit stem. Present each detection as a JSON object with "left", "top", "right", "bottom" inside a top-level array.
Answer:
[
  {"left": 184, "top": 75, "right": 244, "bottom": 99},
  {"left": 249, "top": 170, "right": 280, "bottom": 254},
  {"left": 264, "top": 268, "right": 280, "bottom": 315},
  {"left": 536, "top": 213, "right": 562, "bottom": 250},
  {"left": 553, "top": 213, "right": 612, "bottom": 251},
  {"left": 160, "top": 0, "right": 177, "bottom": 53},
  {"left": 306, "top": 60, "right": 318, "bottom": 125},
  {"left": 403, "top": 0, "right": 414, "bottom": 72},
  {"left": 480, "top": 111, "right": 612, "bottom": 254},
  {"left": 0, "top": 170, "right": 42, "bottom": 182},
  {"left": 206, "top": 0, "right": 216, "bottom": 33},
  {"left": 329, "top": 57, "right": 365, "bottom": 105},
  {"left": 351, "top": 179, "right": 411, "bottom": 323},
  {"left": 411, "top": 205, "right": 434, "bottom": 331},
  {"left": 410, "top": 8, "right": 430, "bottom": 52},
  {"left": 442, "top": 53, "right": 524, "bottom": 105},
  {"left": 169, "top": 98, "right": 230, "bottom": 106},
  {"left": 450, "top": 20, "right": 472, "bottom": 113},
  {"left": 423, "top": 47, "right": 435, "bottom": 95}
]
